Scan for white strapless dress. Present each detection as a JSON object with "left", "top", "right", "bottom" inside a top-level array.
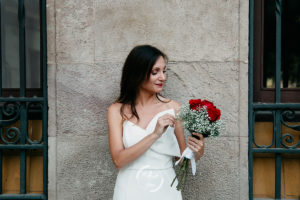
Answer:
[{"left": 113, "top": 109, "right": 183, "bottom": 200}]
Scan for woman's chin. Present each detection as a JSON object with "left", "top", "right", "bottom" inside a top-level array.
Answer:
[
  {"left": 143, "top": 87, "right": 163, "bottom": 94},
  {"left": 155, "top": 88, "right": 163, "bottom": 93}
]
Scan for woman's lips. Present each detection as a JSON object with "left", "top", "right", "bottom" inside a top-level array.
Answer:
[{"left": 156, "top": 83, "right": 163, "bottom": 87}]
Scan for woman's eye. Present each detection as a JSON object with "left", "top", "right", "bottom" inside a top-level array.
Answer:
[
  {"left": 163, "top": 70, "right": 167, "bottom": 73},
  {"left": 151, "top": 72, "right": 158, "bottom": 75}
]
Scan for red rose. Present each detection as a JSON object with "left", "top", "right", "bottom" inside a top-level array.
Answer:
[
  {"left": 200, "top": 100, "right": 214, "bottom": 108},
  {"left": 206, "top": 105, "right": 221, "bottom": 122},
  {"left": 189, "top": 99, "right": 202, "bottom": 111}
]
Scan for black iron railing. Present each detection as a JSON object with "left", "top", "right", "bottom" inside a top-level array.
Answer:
[
  {"left": 249, "top": 0, "right": 300, "bottom": 199},
  {"left": 0, "top": 0, "right": 47, "bottom": 199}
]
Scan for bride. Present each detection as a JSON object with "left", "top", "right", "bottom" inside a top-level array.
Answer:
[{"left": 107, "top": 45, "right": 205, "bottom": 200}]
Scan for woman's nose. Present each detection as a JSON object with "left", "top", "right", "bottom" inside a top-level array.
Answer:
[{"left": 159, "top": 71, "right": 166, "bottom": 80}]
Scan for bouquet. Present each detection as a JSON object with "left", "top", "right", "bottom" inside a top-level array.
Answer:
[{"left": 171, "top": 99, "right": 222, "bottom": 191}]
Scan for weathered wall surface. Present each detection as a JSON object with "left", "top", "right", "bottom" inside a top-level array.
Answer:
[{"left": 47, "top": 0, "right": 249, "bottom": 199}]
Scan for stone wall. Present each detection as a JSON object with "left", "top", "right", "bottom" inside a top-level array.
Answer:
[{"left": 47, "top": 0, "right": 249, "bottom": 199}]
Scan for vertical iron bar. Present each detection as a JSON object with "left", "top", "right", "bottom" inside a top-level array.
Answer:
[
  {"left": 41, "top": 0, "right": 48, "bottom": 197},
  {"left": 19, "top": 0, "right": 26, "bottom": 97},
  {"left": 248, "top": 0, "right": 254, "bottom": 199},
  {"left": 0, "top": 0, "right": 2, "bottom": 96},
  {"left": 275, "top": 0, "right": 282, "bottom": 199},
  {"left": 275, "top": 114, "right": 282, "bottom": 199},
  {"left": 275, "top": 2, "right": 282, "bottom": 102},
  {"left": 18, "top": 0, "right": 26, "bottom": 194},
  {"left": 0, "top": 0, "right": 3, "bottom": 194}
]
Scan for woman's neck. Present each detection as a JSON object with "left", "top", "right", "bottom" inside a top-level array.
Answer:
[{"left": 135, "top": 90, "right": 158, "bottom": 107}]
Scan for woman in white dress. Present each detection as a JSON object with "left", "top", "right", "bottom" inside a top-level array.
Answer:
[{"left": 107, "top": 45, "right": 205, "bottom": 200}]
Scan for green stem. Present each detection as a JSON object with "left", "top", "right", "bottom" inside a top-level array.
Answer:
[
  {"left": 171, "top": 169, "right": 180, "bottom": 187},
  {"left": 181, "top": 160, "right": 190, "bottom": 192},
  {"left": 171, "top": 158, "right": 185, "bottom": 187},
  {"left": 176, "top": 158, "right": 188, "bottom": 191}
]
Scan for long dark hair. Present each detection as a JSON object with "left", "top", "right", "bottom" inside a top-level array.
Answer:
[{"left": 116, "top": 45, "right": 168, "bottom": 120}]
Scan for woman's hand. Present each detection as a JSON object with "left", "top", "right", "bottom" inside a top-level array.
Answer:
[
  {"left": 188, "top": 132, "right": 204, "bottom": 161},
  {"left": 152, "top": 114, "right": 175, "bottom": 138}
]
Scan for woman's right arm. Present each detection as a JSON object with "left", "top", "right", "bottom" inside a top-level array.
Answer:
[{"left": 107, "top": 104, "right": 174, "bottom": 170}]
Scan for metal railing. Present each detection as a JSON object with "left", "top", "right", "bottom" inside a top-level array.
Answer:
[
  {"left": 0, "top": 0, "right": 47, "bottom": 199},
  {"left": 249, "top": 0, "right": 300, "bottom": 199}
]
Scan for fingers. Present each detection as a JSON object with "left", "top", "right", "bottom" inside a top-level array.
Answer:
[
  {"left": 154, "top": 114, "right": 176, "bottom": 137},
  {"left": 188, "top": 143, "right": 200, "bottom": 153},
  {"left": 188, "top": 142, "right": 204, "bottom": 159},
  {"left": 158, "top": 114, "right": 175, "bottom": 127},
  {"left": 162, "top": 114, "right": 175, "bottom": 122},
  {"left": 192, "top": 132, "right": 204, "bottom": 141},
  {"left": 189, "top": 136, "right": 202, "bottom": 145},
  {"left": 188, "top": 136, "right": 204, "bottom": 159},
  {"left": 189, "top": 136, "right": 204, "bottom": 146},
  {"left": 188, "top": 137, "right": 203, "bottom": 151}
]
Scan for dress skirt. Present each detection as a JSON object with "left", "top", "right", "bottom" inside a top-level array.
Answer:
[{"left": 113, "top": 167, "right": 182, "bottom": 200}]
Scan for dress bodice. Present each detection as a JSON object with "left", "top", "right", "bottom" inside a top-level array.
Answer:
[{"left": 121, "top": 108, "right": 181, "bottom": 170}]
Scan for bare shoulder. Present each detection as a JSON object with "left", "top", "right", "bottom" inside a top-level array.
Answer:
[
  {"left": 169, "top": 99, "right": 181, "bottom": 109},
  {"left": 169, "top": 99, "right": 181, "bottom": 113},
  {"left": 159, "top": 97, "right": 181, "bottom": 114},
  {"left": 107, "top": 103, "right": 123, "bottom": 121},
  {"left": 107, "top": 102, "right": 122, "bottom": 114}
]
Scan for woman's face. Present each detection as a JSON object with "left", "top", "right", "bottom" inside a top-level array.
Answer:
[{"left": 140, "top": 56, "right": 167, "bottom": 94}]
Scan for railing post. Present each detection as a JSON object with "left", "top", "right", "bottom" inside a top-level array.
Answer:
[
  {"left": 275, "top": 0, "right": 282, "bottom": 198},
  {"left": 18, "top": 0, "right": 27, "bottom": 194},
  {"left": 248, "top": 0, "right": 254, "bottom": 199},
  {"left": 0, "top": 0, "right": 2, "bottom": 195},
  {"left": 0, "top": 0, "right": 47, "bottom": 199},
  {"left": 41, "top": 0, "right": 48, "bottom": 197}
]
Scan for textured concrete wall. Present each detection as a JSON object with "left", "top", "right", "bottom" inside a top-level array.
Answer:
[{"left": 47, "top": 0, "right": 249, "bottom": 199}]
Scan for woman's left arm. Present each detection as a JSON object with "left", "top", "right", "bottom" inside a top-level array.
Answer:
[{"left": 172, "top": 101, "right": 186, "bottom": 155}]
